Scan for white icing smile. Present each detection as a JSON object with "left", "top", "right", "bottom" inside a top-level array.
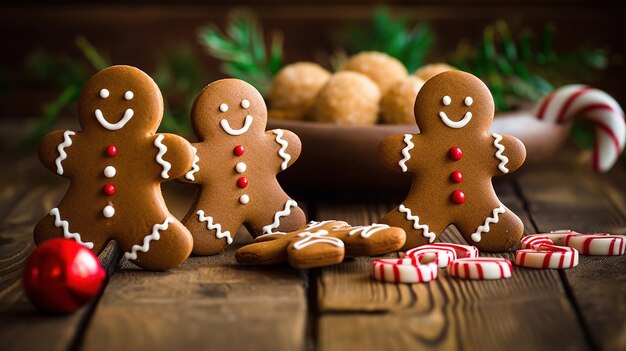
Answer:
[
  {"left": 438, "top": 111, "right": 472, "bottom": 129},
  {"left": 95, "top": 108, "right": 134, "bottom": 130},
  {"left": 220, "top": 115, "right": 253, "bottom": 136}
]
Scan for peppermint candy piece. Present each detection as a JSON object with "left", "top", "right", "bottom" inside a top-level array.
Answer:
[
  {"left": 515, "top": 244, "right": 579, "bottom": 269},
  {"left": 372, "top": 254, "right": 438, "bottom": 284},
  {"left": 447, "top": 257, "right": 513, "bottom": 280},
  {"left": 567, "top": 234, "right": 625, "bottom": 256}
]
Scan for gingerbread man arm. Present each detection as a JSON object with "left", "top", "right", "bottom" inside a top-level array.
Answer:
[
  {"left": 266, "top": 129, "right": 302, "bottom": 172},
  {"left": 490, "top": 133, "right": 526, "bottom": 176},
  {"left": 154, "top": 133, "right": 195, "bottom": 180},
  {"left": 177, "top": 142, "right": 203, "bottom": 184},
  {"left": 38, "top": 129, "right": 77, "bottom": 178},
  {"left": 377, "top": 133, "right": 424, "bottom": 173}
]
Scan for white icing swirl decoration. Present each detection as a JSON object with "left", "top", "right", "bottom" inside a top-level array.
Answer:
[
  {"left": 272, "top": 129, "right": 291, "bottom": 171},
  {"left": 154, "top": 135, "right": 171, "bottom": 179},
  {"left": 95, "top": 108, "right": 134, "bottom": 130},
  {"left": 348, "top": 224, "right": 390, "bottom": 238},
  {"left": 398, "top": 134, "right": 414, "bottom": 173},
  {"left": 197, "top": 210, "right": 233, "bottom": 244},
  {"left": 293, "top": 230, "right": 344, "bottom": 250},
  {"left": 471, "top": 205, "right": 506, "bottom": 242},
  {"left": 399, "top": 204, "right": 436, "bottom": 243},
  {"left": 220, "top": 115, "right": 253, "bottom": 136},
  {"left": 55, "top": 130, "right": 75, "bottom": 175},
  {"left": 492, "top": 133, "right": 510, "bottom": 174},
  {"left": 125, "top": 217, "right": 172, "bottom": 260},
  {"left": 185, "top": 146, "right": 200, "bottom": 181},
  {"left": 50, "top": 207, "right": 94, "bottom": 249},
  {"left": 439, "top": 110, "right": 472, "bottom": 129},
  {"left": 262, "top": 199, "right": 298, "bottom": 234}
]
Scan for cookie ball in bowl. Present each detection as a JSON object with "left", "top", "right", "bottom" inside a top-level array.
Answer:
[
  {"left": 342, "top": 51, "right": 408, "bottom": 95},
  {"left": 381, "top": 76, "right": 425, "bottom": 124},
  {"left": 269, "top": 62, "right": 331, "bottom": 120},
  {"left": 414, "top": 63, "right": 457, "bottom": 82},
  {"left": 311, "top": 71, "right": 381, "bottom": 126}
]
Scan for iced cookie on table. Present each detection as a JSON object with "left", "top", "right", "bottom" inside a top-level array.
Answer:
[
  {"left": 180, "top": 78, "right": 306, "bottom": 255},
  {"left": 378, "top": 70, "right": 526, "bottom": 252},
  {"left": 34, "top": 65, "right": 195, "bottom": 270},
  {"left": 235, "top": 220, "right": 406, "bottom": 269}
]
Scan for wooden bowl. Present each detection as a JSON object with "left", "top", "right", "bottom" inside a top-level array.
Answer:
[{"left": 269, "top": 110, "right": 572, "bottom": 191}]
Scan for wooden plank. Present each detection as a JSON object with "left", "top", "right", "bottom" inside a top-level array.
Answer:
[
  {"left": 313, "top": 180, "right": 587, "bottom": 350},
  {"left": 516, "top": 162, "right": 626, "bottom": 351}
]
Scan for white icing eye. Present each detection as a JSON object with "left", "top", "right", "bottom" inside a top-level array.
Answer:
[
  {"left": 442, "top": 96, "right": 451, "bottom": 106},
  {"left": 219, "top": 103, "right": 229, "bottom": 112},
  {"left": 100, "top": 89, "right": 110, "bottom": 98},
  {"left": 124, "top": 91, "right": 134, "bottom": 101},
  {"left": 464, "top": 96, "right": 473, "bottom": 106},
  {"left": 241, "top": 99, "right": 250, "bottom": 109}
]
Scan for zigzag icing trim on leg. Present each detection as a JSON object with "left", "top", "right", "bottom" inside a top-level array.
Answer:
[
  {"left": 471, "top": 205, "right": 506, "bottom": 242},
  {"left": 398, "top": 134, "right": 414, "bottom": 173},
  {"left": 398, "top": 204, "right": 436, "bottom": 243},
  {"left": 272, "top": 129, "right": 291, "bottom": 171},
  {"left": 124, "top": 217, "right": 173, "bottom": 260},
  {"left": 197, "top": 210, "right": 233, "bottom": 244},
  {"left": 49, "top": 207, "right": 94, "bottom": 249},
  {"left": 262, "top": 200, "right": 298, "bottom": 234},
  {"left": 185, "top": 146, "right": 200, "bottom": 181},
  {"left": 55, "top": 130, "right": 75, "bottom": 175},
  {"left": 492, "top": 133, "right": 510, "bottom": 174},
  {"left": 154, "top": 134, "right": 171, "bottom": 179}
]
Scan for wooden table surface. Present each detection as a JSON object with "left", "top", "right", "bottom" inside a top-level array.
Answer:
[{"left": 0, "top": 147, "right": 625, "bottom": 351}]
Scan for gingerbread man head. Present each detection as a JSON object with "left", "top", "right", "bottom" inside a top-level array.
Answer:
[{"left": 378, "top": 70, "right": 526, "bottom": 252}]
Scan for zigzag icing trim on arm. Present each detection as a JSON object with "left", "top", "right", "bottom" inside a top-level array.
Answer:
[
  {"left": 262, "top": 199, "right": 298, "bottom": 234},
  {"left": 272, "top": 129, "right": 291, "bottom": 171},
  {"left": 293, "top": 230, "right": 344, "bottom": 250},
  {"left": 492, "top": 133, "right": 510, "bottom": 174},
  {"left": 124, "top": 217, "right": 172, "bottom": 260},
  {"left": 55, "top": 130, "right": 76, "bottom": 175},
  {"left": 398, "top": 204, "right": 436, "bottom": 243},
  {"left": 471, "top": 205, "right": 506, "bottom": 242},
  {"left": 197, "top": 210, "right": 233, "bottom": 244},
  {"left": 348, "top": 224, "right": 390, "bottom": 238},
  {"left": 398, "top": 134, "right": 414, "bottom": 172},
  {"left": 49, "top": 208, "right": 94, "bottom": 249},
  {"left": 154, "top": 135, "right": 171, "bottom": 179},
  {"left": 185, "top": 146, "right": 200, "bottom": 181}
]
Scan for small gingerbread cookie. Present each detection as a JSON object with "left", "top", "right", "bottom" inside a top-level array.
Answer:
[
  {"left": 235, "top": 220, "right": 406, "bottom": 269},
  {"left": 34, "top": 65, "right": 195, "bottom": 270},
  {"left": 179, "top": 78, "right": 307, "bottom": 255},
  {"left": 378, "top": 71, "right": 526, "bottom": 252}
]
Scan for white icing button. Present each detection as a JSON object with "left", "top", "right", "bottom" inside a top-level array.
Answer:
[
  {"left": 103, "top": 205, "right": 115, "bottom": 218},
  {"left": 125, "top": 91, "right": 134, "bottom": 100},
  {"left": 100, "top": 89, "right": 110, "bottom": 98},
  {"left": 239, "top": 194, "right": 250, "bottom": 205},
  {"left": 219, "top": 103, "right": 229, "bottom": 112},
  {"left": 442, "top": 96, "right": 451, "bottom": 106},
  {"left": 104, "top": 166, "right": 116, "bottom": 178},
  {"left": 241, "top": 99, "right": 250, "bottom": 109},
  {"left": 236, "top": 162, "right": 247, "bottom": 173},
  {"left": 464, "top": 96, "right": 473, "bottom": 106}
]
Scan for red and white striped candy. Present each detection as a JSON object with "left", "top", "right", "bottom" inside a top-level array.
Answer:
[
  {"left": 567, "top": 234, "right": 625, "bottom": 256},
  {"left": 404, "top": 244, "right": 456, "bottom": 267},
  {"left": 521, "top": 230, "right": 581, "bottom": 249},
  {"left": 447, "top": 257, "right": 513, "bottom": 280},
  {"left": 372, "top": 254, "right": 438, "bottom": 284},
  {"left": 515, "top": 244, "right": 579, "bottom": 269},
  {"left": 535, "top": 84, "right": 626, "bottom": 172}
]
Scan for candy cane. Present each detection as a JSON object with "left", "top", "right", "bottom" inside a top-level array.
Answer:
[
  {"left": 447, "top": 257, "right": 513, "bottom": 280},
  {"left": 371, "top": 254, "right": 438, "bottom": 284},
  {"left": 521, "top": 231, "right": 624, "bottom": 256},
  {"left": 403, "top": 244, "right": 456, "bottom": 268},
  {"left": 534, "top": 84, "right": 625, "bottom": 172},
  {"left": 515, "top": 245, "right": 579, "bottom": 269}
]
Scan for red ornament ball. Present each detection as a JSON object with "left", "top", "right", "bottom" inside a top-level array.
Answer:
[
  {"left": 450, "top": 170, "right": 463, "bottom": 183},
  {"left": 22, "top": 238, "right": 106, "bottom": 314},
  {"left": 106, "top": 145, "right": 118, "bottom": 157},
  {"left": 233, "top": 144, "right": 245, "bottom": 156},
  {"left": 451, "top": 190, "right": 466, "bottom": 204},
  {"left": 449, "top": 146, "right": 463, "bottom": 161},
  {"left": 237, "top": 177, "right": 249, "bottom": 189},
  {"left": 103, "top": 183, "right": 115, "bottom": 196}
]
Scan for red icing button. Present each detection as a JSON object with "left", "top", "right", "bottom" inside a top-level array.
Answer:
[
  {"left": 451, "top": 190, "right": 466, "bottom": 204},
  {"left": 449, "top": 146, "right": 463, "bottom": 161},
  {"left": 106, "top": 145, "right": 117, "bottom": 157},
  {"left": 451, "top": 170, "right": 463, "bottom": 183},
  {"left": 237, "top": 177, "right": 249, "bottom": 189},
  {"left": 233, "top": 145, "right": 244, "bottom": 156},
  {"left": 103, "top": 184, "right": 115, "bottom": 196}
]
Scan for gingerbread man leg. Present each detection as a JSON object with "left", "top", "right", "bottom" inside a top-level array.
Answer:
[
  {"left": 379, "top": 200, "right": 448, "bottom": 251},
  {"left": 235, "top": 233, "right": 290, "bottom": 265},
  {"left": 182, "top": 199, "right": 242, "bottom": 255},
  {"left": 453, "top": 197, "right": 524, "bottom": 252},
  {"left": 120, "top": 214, "right": 193, "bottom": 270},
  {"left": 246, "top": 193, "right": 306, "bottom": 237}
]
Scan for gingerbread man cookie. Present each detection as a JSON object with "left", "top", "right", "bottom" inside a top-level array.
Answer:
[
  {"left": 179, "top": 79, "right": 306, "bottom": 255},
  {"left": 235, "top": 220, "right": 406, "bottom": 269},
  {"left": 378, "top": 71, "right": 526, "bottom": 252},
  {"left": 34, "top": 65, "right": 195, "bottom": 270}
]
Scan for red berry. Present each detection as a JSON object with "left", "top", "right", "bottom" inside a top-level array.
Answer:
[
  {"left": 106, "top": 145, "right": 117, "bottom": 157},
  {"left": 103, "top": 184, "right": 115, "bottom": 196},
  {"left": 451, "top": 170, "right": 463, "bottom": 183},
  {"left": 451, "top": 190, "right": 466, "bottom": 204},
  {"left": 237, "top": 177, "right": 249, "bottom": 189},
  {"left": 233, "top": 145, "right": 244, "bottom": 156},
  {"left": 449, "top": 146, "right": 462, "bottom": 161}
]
